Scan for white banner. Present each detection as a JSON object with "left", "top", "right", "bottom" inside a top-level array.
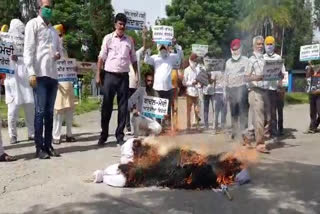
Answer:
[
  {"left": 57, "top": 58, "right": 77, "bottom": 82},
  {"left": 204, "top": 58, "right": 225, "bottom": 71},
  {"left": 300, "top": 44, "right": 320, "bottom": 61},
  {"left": 282, "top": 71, "right": 289, "bottom": 87},
  {"left": 142, "top": 96, "right": 169, "bottom": 119},
  {"left": 0, "top": 32, "right": 24, "bottom": 56},
  {"left": 263, "top": 60, "right": 284, "bottom": 81},
  {"left": 192, "top": 44, "right": 208, "bottom": 57},
  {"left": 124, "top": 9, "right": 146, "bottom": 30},
  {"left": 152, "top": 25, "right": 174, "bottom": 45},
  {"left": 0, "top": 41, "right": 15, "bottom": 74}
]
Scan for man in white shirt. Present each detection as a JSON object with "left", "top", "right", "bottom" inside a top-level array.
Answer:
[
  {"left": 144, "top": 43, "right": 180, "bottom": 127},
  {"left": 183, "top": 53, "right": 201, "bottom": 130},
  {"left": 24, "top": 0, "right": 62, "bottom": 159},
  {"left": 263, "top": 36, "right": 285, "bottom": 138},
  {"left": 5, "top": 19, "right": 35, "bottom": 145}
]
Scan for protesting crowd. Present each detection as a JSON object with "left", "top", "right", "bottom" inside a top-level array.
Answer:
[{"left": 1, "top": 0, "right": 320, "bottom": 163}]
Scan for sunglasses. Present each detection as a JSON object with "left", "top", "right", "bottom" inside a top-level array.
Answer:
[{"left": 58, "top": 34, "right": 62, "bottom": 37}]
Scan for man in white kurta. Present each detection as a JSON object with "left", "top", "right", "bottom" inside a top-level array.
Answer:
[{"left": 4, "top": 19, "right": 35, "bottom": 145}]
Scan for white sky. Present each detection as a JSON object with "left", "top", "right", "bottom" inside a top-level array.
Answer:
[{"left": 112, "top": 0, "right": 171, "bottom": 26}]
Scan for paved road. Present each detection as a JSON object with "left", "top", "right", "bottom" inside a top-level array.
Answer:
[{"left": 0, "top": 104, "right": 319, "bottom": 214}]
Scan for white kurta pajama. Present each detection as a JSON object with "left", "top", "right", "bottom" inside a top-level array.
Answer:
[{"left": 5, "top": 19, "right": 35, "bottom": 140}]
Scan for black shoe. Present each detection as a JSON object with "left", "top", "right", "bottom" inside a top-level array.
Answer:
[
  {"left": 28, "top": 136, "right": 35, "bottom": 141},
  {"left": 46, "top": 147, "right": 60, "bottom": 157},
  {"left": 66, "top": 136, "right": 76, "bottom": 142},
  {"left": 36, "top": 149, "right": 50, "bottom": 159},
  {"left": 98, "top": 138, "right": 106, "bottom": 146},
  {"left": 117, "top": 139, "right": 125, "bottom": 146}
]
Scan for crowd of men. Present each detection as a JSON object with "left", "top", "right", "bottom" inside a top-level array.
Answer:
[{"left": 1, "top": 0, "right": 319, "bottom": 162}]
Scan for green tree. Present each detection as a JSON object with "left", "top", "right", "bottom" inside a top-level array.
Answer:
[
  {"left": 0, "top": 0, "right": 20, "bottom": 26},
  {"left": 161, "top": 0, "right": 238, "bottom": 58}
]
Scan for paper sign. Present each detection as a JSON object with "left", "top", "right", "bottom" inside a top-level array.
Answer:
[
  {"left": 300, "top": 44, "right": 320, "bottom": 61},
  {"left": 152, "top": 25, "right": 174, "bottom": 45},
  {"left": 192, "top": 44, "right": 208, "bottom": 57},
  {"left": 204, "top": 58, "right": 225, "bottom": 71},
  {"left": 57, "top": 58, "right": 77, "bottom": 82},
  {"left": 142, "top": 96, "right": 169, "bottom": 119},
  {"left": 0, "top": 32, "right": 24, "bottom": 56},
  {"left": 282, "top": 71, "right": 289, "bottom": 87},
  {"left": 263, "top": 60, "right": 283, "bottom": 81},
  {"left": 0, "top": 41, "right": 15, "bottom": 74},
  {"left": 124, "top": 9, "right": 146, "bottom": 30}
]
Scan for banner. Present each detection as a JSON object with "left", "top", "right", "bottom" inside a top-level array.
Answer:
[
  {"left": 152, "top": 25, "right": 174, "bottom": 45},
  {"left": 0, "top": 32, "right": 24, "bottom": 56},
  {"left": 124, "top": 9, "right": 146, "bottom": 30},
  {"left": 204, "top": 58, "right": 225, "bottom": 71},
  {"left": 300, "top": 44, "right": 320, "bottom": 61},
  {"left": 263, "top": 60, "right": 284, "bottom": 81},
  {"left": 57, "top": 58, "right": 77, "bottom": 82},
  {"left": 0, "top": 41, "right": 15, "bottom": 74},
  {"left": 192, "top": 44, "right": 208, "bottom": 57},
  {"left": 142, "top": 96, "right": 169, "bottom": 119}
]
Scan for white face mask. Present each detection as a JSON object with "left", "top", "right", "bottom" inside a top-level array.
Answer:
[
  {"left": 160, "top": 49, "right": 168, "bottom": 58},
  {"left": 189, "top": 59, "right": 198, "bottom": 69},
  {"left": 265, "top": 44, "right": 275, "bottom": 56},
  {"left": 231, "top": 48, "right": 241, "bottom": 61}
]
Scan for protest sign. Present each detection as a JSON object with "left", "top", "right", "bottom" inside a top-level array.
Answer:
[
  {"left": 0, "top": 41, "right": 15, "bottom": 74},
  {"left": 204, "top": 58, "right": 225, "bottom": 71},
  {"left": 142, "top": 96, "right": 169, "bottom": 119},
  {"left": 192, "top": 44, "right": 208, "bottom": 57},
  {"left": 0, "top": 32, "right": 24, "bottom": 56},
  {"left": 57, "top": 58, "right": 77, "bottom": 82},
  {"left": 124, "top": 9, "right": 146, "bottom": 30},
  {"left": 152, "top": 25, "right": 174, "bottom": 45},
  {"left": 282, "top": 71, "right": 289, "bottom": 87},
  {"left": 263, "top": 60, "right": 284, "bottom": 81},
  {"left": 300, "top": 44, "right": 320, "bottom": 61}
]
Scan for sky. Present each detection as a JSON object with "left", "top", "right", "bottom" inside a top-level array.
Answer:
[{"left": 112, "top": 0, "right": 171, "bottom": 26}]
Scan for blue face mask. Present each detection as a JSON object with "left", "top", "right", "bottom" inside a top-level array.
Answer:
[{"left": 265, "top": 44, "right": 275, "bottom": 56}]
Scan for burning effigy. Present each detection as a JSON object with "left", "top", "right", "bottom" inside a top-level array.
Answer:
[{"left": 93, "top": 138, "right": 253, "bottom": 191}]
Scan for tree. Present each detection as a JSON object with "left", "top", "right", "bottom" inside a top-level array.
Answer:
[
  {"left": 0, "top": 0, "right": 20, "bottom": 25},
  {"left": 160, "top": 0, "right": 238, "bottom": 58}
]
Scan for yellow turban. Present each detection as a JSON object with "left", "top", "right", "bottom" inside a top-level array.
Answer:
[
  {"left": 265, "top": 36, "right": 275, "bottom": 45},
  {"left": 1, "top": 24, "right": 9, "bottom": 32},
  {"left": 54, "top": 24, "right": 64, "bottom": 35}
]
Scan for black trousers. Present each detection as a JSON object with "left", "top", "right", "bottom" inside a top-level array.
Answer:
[
  {"left": 227, "top": 85, "right": 249, "bottom": 135},
  {"left": 100, "top": 71, "right": 129, "bottom": 142},
  {"left": 276, "top": 91, "right": 284, "bottom": 132},
  {"left": 126, "top": 88, "right": 137, "bottom": 131},
  {"left": 309, "top": 94, "right": 320, "bottom": 130}
]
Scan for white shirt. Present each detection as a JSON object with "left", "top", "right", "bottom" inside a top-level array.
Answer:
[
  {"left": 225, "top": 56, "right": 249, "bottom": 88},
  {"left": 129, "top": 47, "right": 144, "bottom": 89},
  {"left": 144, "top": 51, "right": 179, "bottom": 91},
  {"left": 246, "top": 53, "right": 265, "bottom": 89},
  {"left": 263, "top": 53, "right": 285, "bottom": 91},
  {"left": 212, "top": 71, "right": 225, "bottom": 94},
  {"left": 24, "top": 16, "right": 61, "bottom": 79},
  {"left": 183, "top": 66, "right": 200, "bottom": 97}
]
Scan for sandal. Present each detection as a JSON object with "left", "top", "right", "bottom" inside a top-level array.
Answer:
[
  {"left": 0, "top": 153, "right": 17, "bottom": 162},
  {"left": 256, "top": 145, "right": 270, "bottom": 154}
]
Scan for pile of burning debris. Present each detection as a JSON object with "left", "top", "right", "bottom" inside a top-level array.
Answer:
[{"left": 93, "top": 138, "right": 252, "bottom": 199}]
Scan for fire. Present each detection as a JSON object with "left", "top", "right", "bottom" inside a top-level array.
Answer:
[{"left": 216, "top": 156, "right": 243, "bottom": 186}]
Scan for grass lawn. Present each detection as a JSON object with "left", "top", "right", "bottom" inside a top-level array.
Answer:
[{"left": 285, "top": 92, "right": 309, "bottom": 105}]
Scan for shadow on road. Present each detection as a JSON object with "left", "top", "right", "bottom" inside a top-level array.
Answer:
[{"left": 22, "top": 161, "right": 320, "bottom": 214}]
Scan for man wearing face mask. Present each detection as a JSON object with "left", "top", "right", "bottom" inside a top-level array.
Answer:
[
  {"left": 24, "top": 0, "right": 62, "bottom": 159},
  {"left": 263, "top": 36, "right": 286, "bottom": 138},
  {"left": 225, "top": 39, "right": 249, "bottom": 139},
  {"left": 244, "top": 36, "right": 269, "bottom": 153},
  {"left": 144, "top": 43, "right": 180, "bottom": 128},
  {"left": 183, "top": 53, "right": 201, "bottom": 130},
  {"left": 4, "top": 19, "right": 35, "bottom": 145}
]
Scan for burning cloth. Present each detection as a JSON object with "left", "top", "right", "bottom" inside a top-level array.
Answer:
[{"left": 93, "top": 138, "right": 250, "bottom": 189}]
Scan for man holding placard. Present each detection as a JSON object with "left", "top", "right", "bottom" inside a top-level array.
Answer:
[
  {"left": 225, "top": 39, "right": 249, "bottom": 139},
  {"left": 263, "top": 36, "right": 285, "bottom": 137},
  {"left": 4, "top": 19, "right": 35, "bottom": 145},
  {"left": 24, "top": 0, "right": 62, "bottom": 159}
]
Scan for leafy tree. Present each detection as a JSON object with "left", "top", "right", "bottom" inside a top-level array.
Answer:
[
  {"left": 160, "top": 0, "right": 238, "bottom": 58},
  {"left": 0, "top": 0, "right": 20, "bottom": 26}
]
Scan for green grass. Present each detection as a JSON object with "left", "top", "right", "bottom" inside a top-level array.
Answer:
[
  {"left": 74, "top": 97, "right": 101, "bottom": 115},
  {"left": 285, "top": 92, "right": 309, "bottom": 105},
  {"left": 0, "top": 99, "right": 24, "bottom": 119}
]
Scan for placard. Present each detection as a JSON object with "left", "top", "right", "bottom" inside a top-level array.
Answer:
[
  {"left": 57, "top": 58, "right": 77, "bottom": 82},
  {"left": 192, "top": 44, "right": 208, "bottom": 57},
  {"left": 0, "top": 32, "right": 24, "bottom": 56},
  {"left": 0, "top": 41, "right": 15, "bottom": 74},
  {"left": 152, "top": 25, "right": 174, "bottom": 45},
  {"left": 204, "top": 58, "right": 225, "bottom": 71},
  {"left": 263, "top": 60, "right": 284, "bottom": 81},
  {"left": 300, "top": 44, "right": 320, "bottom": 61},
  {"left": 124, "top": 9, "right": 146, "bottom": 30},
  {"left": 142, "top": 96, "right": 169, "bottom": 119}
]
